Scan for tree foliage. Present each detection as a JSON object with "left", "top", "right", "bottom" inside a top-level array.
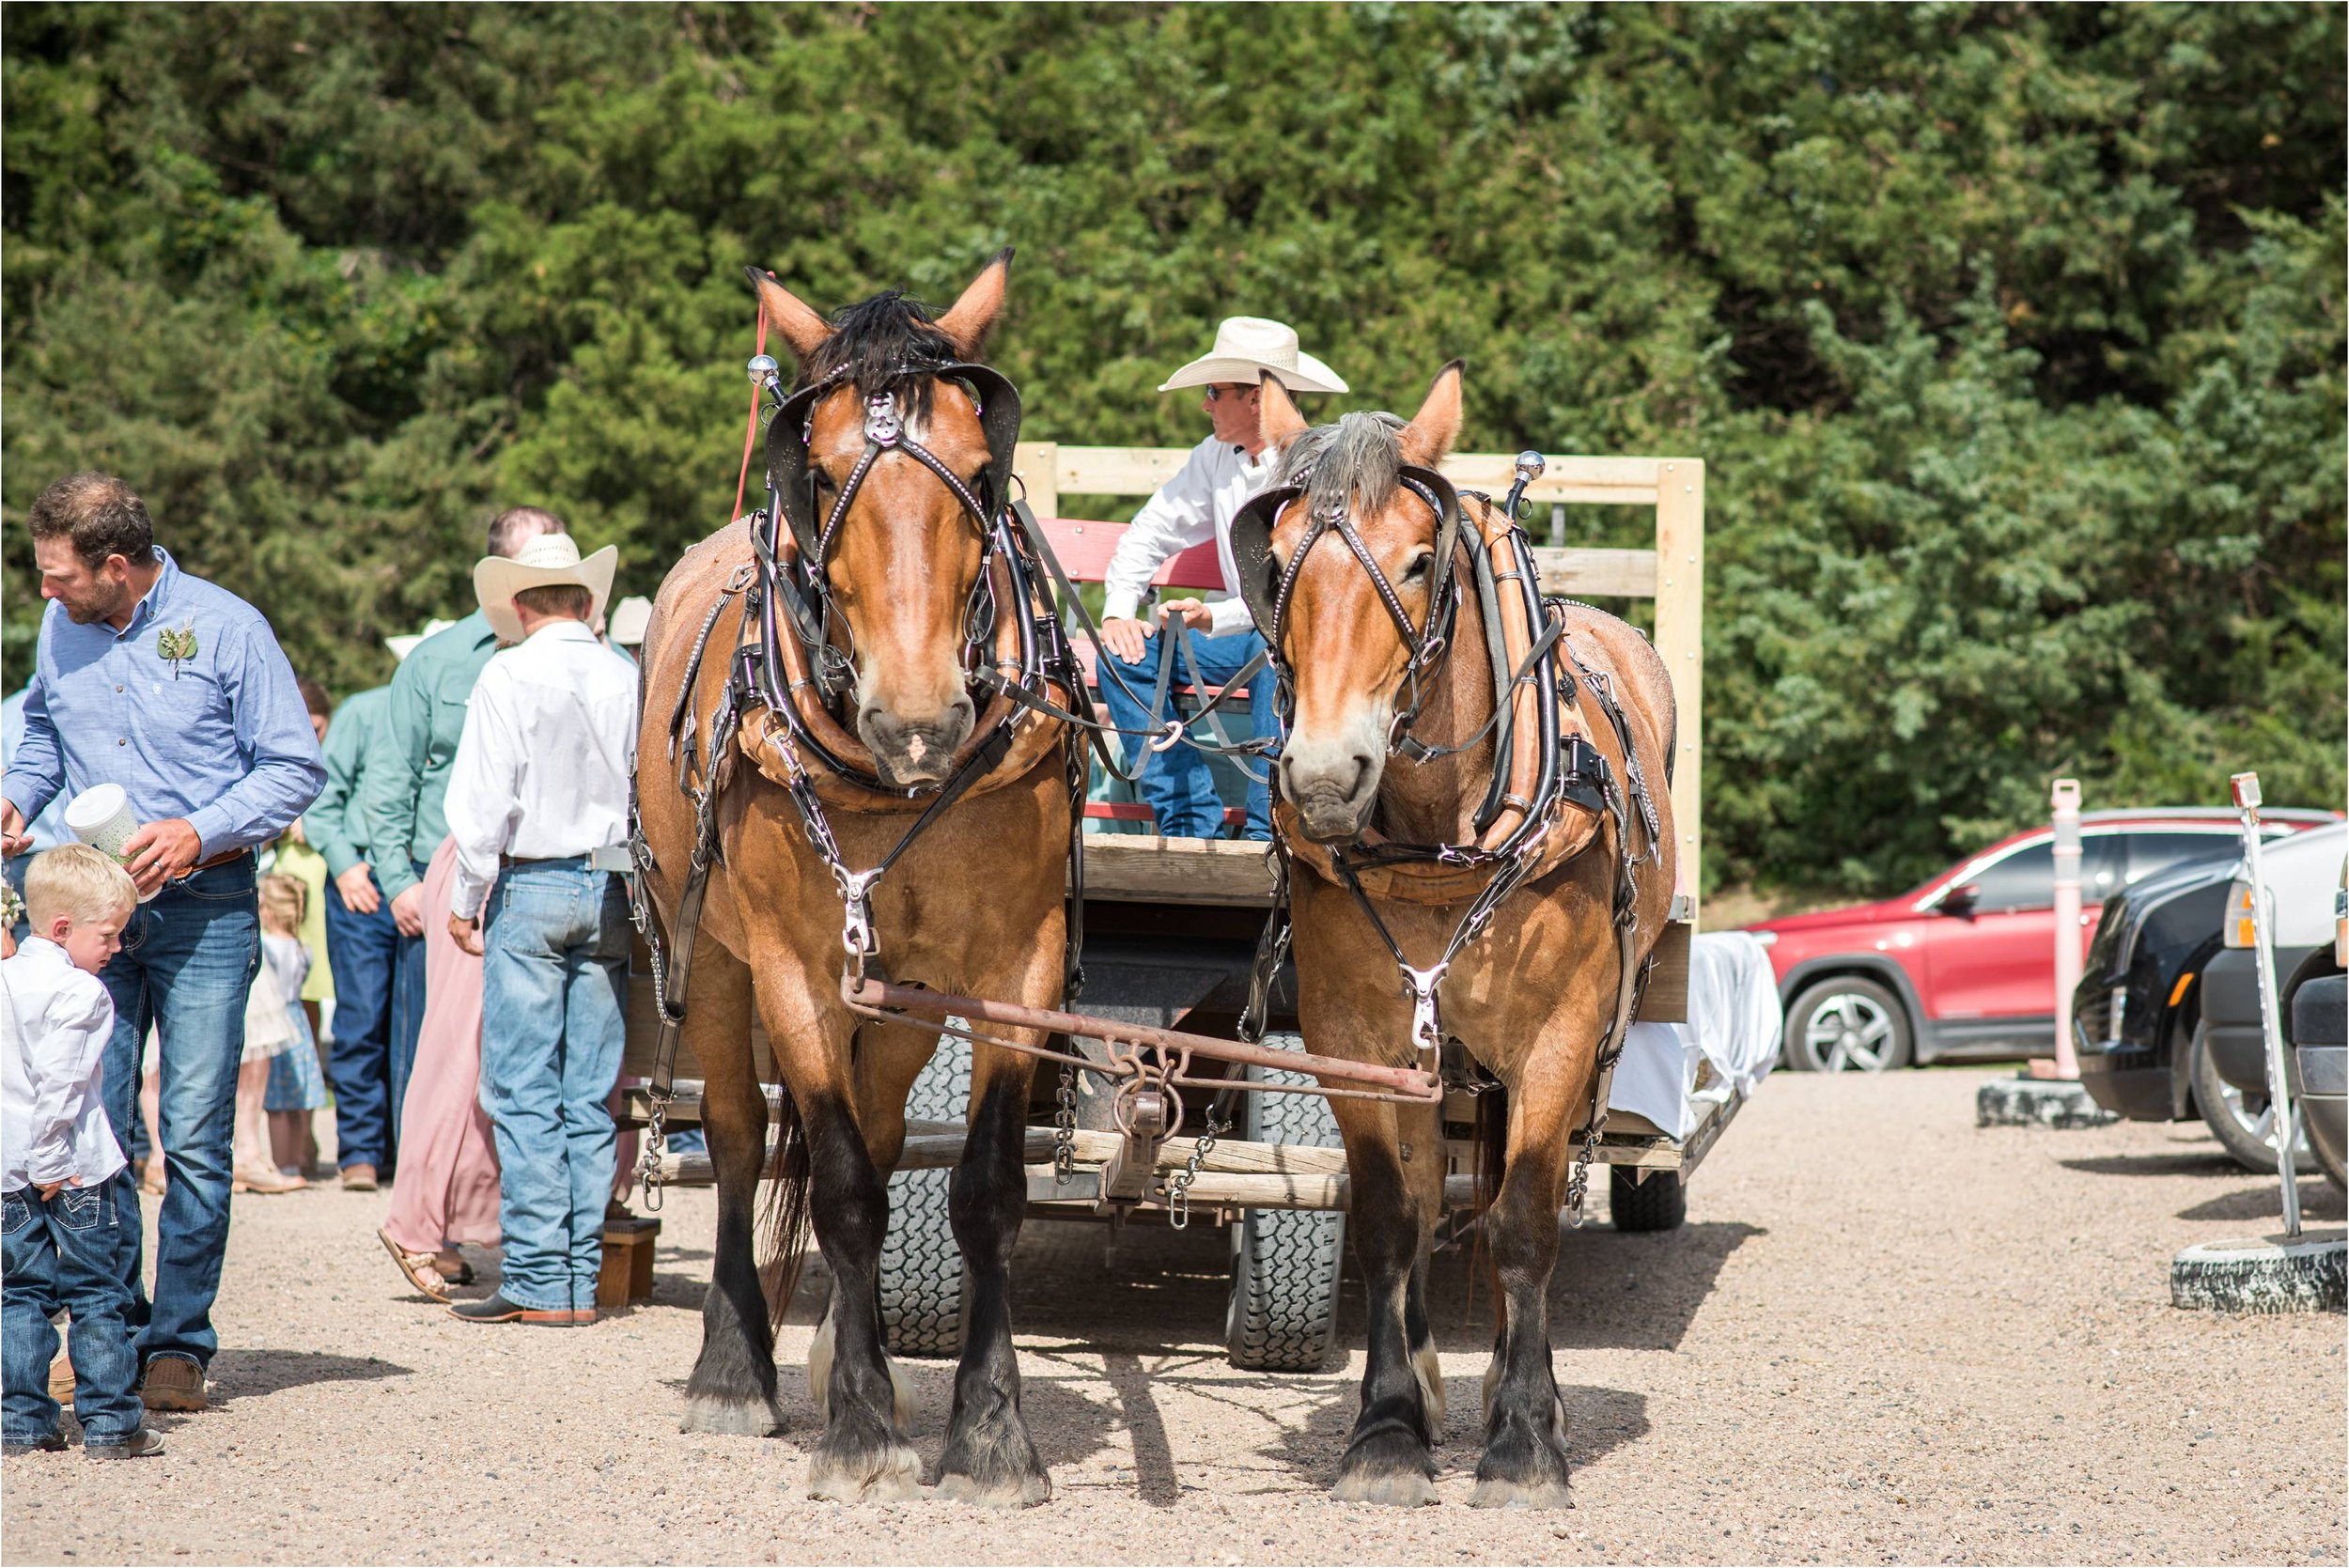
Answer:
[{"left": 6, "top": 2, "right": 2341, "bottom": 893}]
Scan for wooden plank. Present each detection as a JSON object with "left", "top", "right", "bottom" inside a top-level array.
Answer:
[
  {"left": 1528, "top": 547, "right": 1657, "bottom": 599},
  {"left": 1651, "top": 458, "right": 1703, "bottom": 926},
  {"left": 1077, "top": 833, "right": 1275, "bottom": 905},
  {"left": 1632, "top": 919, "right": 1691, "bottom": 1024},
  {"left": 1045, "top": 446, "right": 1676, "bottom": 508},
  {"left": 619, "top": 986, "right": 773, "bottom": 1082},
  {"left": 1012, "top": 440, "right": 1058, "bottom": 520},
  {"left": 1056, "top": 445, "right": 1190, "bottom": 499}
]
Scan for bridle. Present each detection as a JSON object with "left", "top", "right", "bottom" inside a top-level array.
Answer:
[
  {"left": 1229, "top": 463, "right": 1465, "bottom": 753},
  {"left": 756, "top": 354, "right": 1025, "bottom": 712}
]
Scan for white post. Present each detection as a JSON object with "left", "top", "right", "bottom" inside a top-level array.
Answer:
[
  {"left": 2049, "top": 778, "right": 2083, "bottom": 1081},
  {"left": 2232, "top": 771, "right": 2301, "bottom": 1237}
]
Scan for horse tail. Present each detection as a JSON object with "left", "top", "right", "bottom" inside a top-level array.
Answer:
[{"left": 759, "top": 1084, "right": 815, "bottom": 1329}]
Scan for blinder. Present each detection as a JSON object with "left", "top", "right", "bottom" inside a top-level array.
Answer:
[{"left": 1227, "top": 461, "right": 1465, "bottom": 663}]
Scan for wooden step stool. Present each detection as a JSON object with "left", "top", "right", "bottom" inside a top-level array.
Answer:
[{"left": 597, "top": 1215, "right": 661, "bottom": 1309}]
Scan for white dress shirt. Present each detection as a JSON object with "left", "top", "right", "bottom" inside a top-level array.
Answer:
[
  {"left": 1, "top": 936, "right": 128, "bottom": 1193},
  {"left": 443, "top": 619, "right": 640, "bottom": 922},
  {"left": 1100, "top": 436, "right": 1278, "bottom": 638}
]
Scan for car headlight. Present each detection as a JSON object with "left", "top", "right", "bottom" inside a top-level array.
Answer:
[{"left": 2223, "top": 881, "right": 2271, "bottom": 949}]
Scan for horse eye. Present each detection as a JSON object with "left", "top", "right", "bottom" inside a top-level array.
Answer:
[
  {"left": 1402, "top": 551, "right": 1435, "bottom": 584},
  {"left": 811, "top": 470, "right": 837, "bottom": 493}
]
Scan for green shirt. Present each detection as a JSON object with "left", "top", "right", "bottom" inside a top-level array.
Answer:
[
  {"left": 359, "top": 610, "right": 501, "bottom": 900},
  {"left": 302, "top": 685, "right": 389, "bottom": 880}
]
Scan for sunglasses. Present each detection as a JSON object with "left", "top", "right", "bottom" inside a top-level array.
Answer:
[{"left": 1205, "top": 383, "right": 1259, "bottom": 403}]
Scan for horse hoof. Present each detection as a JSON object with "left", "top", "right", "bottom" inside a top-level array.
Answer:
[
  {"left": 1467, "top": 1475, "right": 1574, "bottom": 1511},
  {"left": 678, "top": 1395, "right": 786, "bottom": 1436},
  {"left": 806, "top": 1440, "right": 924, "bottom": 1504},
  {"left": 1332, "top": 1467, "right": 1439, "bottom": 1508},
  {"left": 937, "top": 1469, "right": 1052, "bottom": 1509}
]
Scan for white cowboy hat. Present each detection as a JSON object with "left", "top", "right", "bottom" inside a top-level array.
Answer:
[
  {"left": 473, "top": 534, "right": 618, "bottom": 644},
  {"left": 383, "top": 618, "right": 455, "bottom": 661},
  {"left": 606, "top": 595, "right": 653, "bottom": 648},
  {"left": 1158, "top": 317, "right": 1348, "bottom": 395}
]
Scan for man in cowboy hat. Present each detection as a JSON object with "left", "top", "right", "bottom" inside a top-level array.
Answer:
[
  {"left": 438, "top": 532, "right": 637, "bottom": 1326},
  {"left": 355, "top": 508, "right": 567, "bottom": 1188},
  {"left": 1096, "top": 318, "right": 1346, "bottom": 841}
]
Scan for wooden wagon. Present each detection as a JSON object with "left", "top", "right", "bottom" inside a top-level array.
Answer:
[{"left": 620, "top": 442, "right": 1745, "bottom": 1368}]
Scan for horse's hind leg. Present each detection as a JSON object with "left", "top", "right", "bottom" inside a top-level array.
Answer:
[
  {"left": 1330, "top": 1095, "right": 1445, "bottom": 1507},
  {"left": 678, "top": 943, "right": 788, "bottom": 1436},
  {"left": 936, "top": 1040, "right": 1050, "bottom": 1507},
  {"left": 1470, "top": 1089, "right": 1575, "bottom": 1510}
]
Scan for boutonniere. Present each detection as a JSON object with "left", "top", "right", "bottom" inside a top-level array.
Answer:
[{"left": 156, "top": 619, "right": 199, "bottom": 678}]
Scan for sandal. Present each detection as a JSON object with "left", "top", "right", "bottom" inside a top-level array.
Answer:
[
  {"left": 380, "top": 1228, "right": 451, "bottom": 1303},
  {"left": 233, "top": 1165, "right": 305, "bottom": 1194}
]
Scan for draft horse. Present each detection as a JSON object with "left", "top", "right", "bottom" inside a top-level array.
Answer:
[
  {"left": 634, "top": 253, "right": 1075, "bottom": 1505},
  {"left": 1232, "top": 365, "right": 1680, "bottom": 1507}
]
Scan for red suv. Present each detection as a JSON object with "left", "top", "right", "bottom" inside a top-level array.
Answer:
[{"left": 1746, "top": 809, "right": 2339, "bottom": 1072}]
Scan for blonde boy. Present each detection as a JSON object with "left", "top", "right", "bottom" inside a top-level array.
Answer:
[{"left": 2, "top": 845, "right": 161, "bottom": 1458}]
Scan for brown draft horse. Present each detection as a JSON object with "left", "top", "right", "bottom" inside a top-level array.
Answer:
[
  {"left": 1251, "top": 366, "right": 1679, "bottom": 1508},
  {"left": 635, "top": 255, "right": 1068, "bottom": 1505}
]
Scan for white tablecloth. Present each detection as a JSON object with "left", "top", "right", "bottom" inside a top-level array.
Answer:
[{"left": 1607, "top": 931, "right": 1781, "bottom": 1139}]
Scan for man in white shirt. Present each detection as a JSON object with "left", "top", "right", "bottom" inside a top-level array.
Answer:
[
  {"left": 1096, "top": 318, "right": 1347, "bottom": 840},
  {"left": 438, "top": 535, "right": 638, "bottom": 1327}
]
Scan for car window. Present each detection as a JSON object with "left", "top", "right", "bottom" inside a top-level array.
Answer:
[
  {"left": 2123, "top": 831, "right": 2246, "bottom": 885},
  {"left": 1956, "top": 838, "right": 2123, "bottom": 913}
]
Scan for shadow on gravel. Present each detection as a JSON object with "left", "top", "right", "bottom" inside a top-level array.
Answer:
[
  {"left": 206, "top": 1349, "right": 412, "bottom": 1405},
  {"left": 2061, "top": 1151, "right": 2246, "bottom": 1177},
  {"left": 2177, "top": 1182, "right": 2347, "bottom": 1224},
  {"left": 1423, "top": 1220, "right": 1763, "bottom": 1355}
]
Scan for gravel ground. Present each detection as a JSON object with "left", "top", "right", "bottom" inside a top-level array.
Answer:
[{"left": 6, "top": 1067, "right": 2342, "bottom": 1565}]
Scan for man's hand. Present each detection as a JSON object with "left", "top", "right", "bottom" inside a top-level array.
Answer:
[
  {"left": 447, "top": 912, "right": 483, "bottom": 957},
  {"left": 34, "top": 1180, "right": 62, "bottom": 1200},
  {"left": 334, "top": 862, "right": 381, "bottom": 916},
  {"left": 121, "top": 817, "right": 202, "bottom": 896},
  {"left": 1098, "top": 615, "right": 1153, "bottom": 664},
  {"left": 1158, "top": 598, "right": 1216, "bottom": 632},
  {"left": 390, "top": 883, "right": 427, "bottom": 938},
  {"left": 1, "top": 801, "right": 26, "bottom": 857}
]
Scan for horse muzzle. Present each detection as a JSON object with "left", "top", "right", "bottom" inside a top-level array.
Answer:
[
  {"left": 858, "top": 695, "right": 976, "bottom": 788},
  {"left": 1280, "top": 740, "right": 1381, "bottom": 844}
]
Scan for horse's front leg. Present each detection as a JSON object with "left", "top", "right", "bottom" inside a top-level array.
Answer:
[
  {"left": 676, "top": 940, "right": 788, "bottom": 1436},
  {"left": 1330, "top": 1092, "right": 1446, "bottom": 1507},
  {"left": 935, "top": 1035, "right": 1050, "bottom": 1506},
  {"left": 1470, "top": 1073, "right": 1576, "bottom": 1510}
]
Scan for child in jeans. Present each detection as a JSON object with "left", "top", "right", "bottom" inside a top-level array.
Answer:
[{"left": 1, "top": 846, "right": 162, "bottom": 1458}]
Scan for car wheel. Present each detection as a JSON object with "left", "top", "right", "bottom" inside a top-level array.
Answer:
[
  {"left": 1784, "top": 976, "right": 1913, "bottom": 1073},
  {"left": 2188, "top": 1023, "right": 2312, "bottom": 1173}
]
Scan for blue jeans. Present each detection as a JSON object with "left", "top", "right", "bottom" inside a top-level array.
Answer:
[
  {"left": 1097, "top": 625, "right": 1278, "bottom": 839},
  {"left": 384, "top": 857, "right": 432, "bottom": 1174},
  {"left": 477, "top": 862, "right": 630, "bottom": 1313},
  {"left": 97, "top": 853, "right": 259, "bottom": 1371},
  {"left": 323, "top": 867, "right": 406, "bottom": 1172},
  {"left": 3, "top": 1185, "right": 144, "bottom": 1446}
]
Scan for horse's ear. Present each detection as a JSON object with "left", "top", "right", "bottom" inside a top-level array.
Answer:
[
  {"left": 1397, "top": 360, "right": 1466, "bottom": 468},
  {"left": 932, "top": 247, "right": 1014, "bottom": 359},
  {"left": 745, "top": 267, "right": 831, "bottom": 361},
  {"left": 1258, "top": 371, "right": 1310, "bottom": 453}
]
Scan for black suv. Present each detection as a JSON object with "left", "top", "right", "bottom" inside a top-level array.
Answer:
[{"left": 2075, "top": 856, "right": 2238, "bottom": 1125}]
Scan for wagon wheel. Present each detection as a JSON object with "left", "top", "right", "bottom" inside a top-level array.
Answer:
[
  {"left": 1225, "top": 1033, "right": 1347, "bottom": 1372},
  {"left": 1609, "top": 1163, "right": 1688, "bottom": 1233},
  {"left": 879, "top": 1027, "right": 970, "bottom": 1358}
]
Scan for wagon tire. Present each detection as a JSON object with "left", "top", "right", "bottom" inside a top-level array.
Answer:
[
  {"left": 879, "top": 1027, "right": 970, "bottom": 1359},
  {"left": 1783, "top": 975, "right": 1912, "bottom": 1073},
  {"left": 1609, "top": 1164, "right": 1687, "bottom": 1233},
  {"left": 1226, "top": 1033, "right": 1346, "bottom": 1373}
]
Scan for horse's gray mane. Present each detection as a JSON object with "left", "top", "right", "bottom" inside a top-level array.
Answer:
[{"left": 1278, "top": 410, "right": 1407, "bottom": 517}]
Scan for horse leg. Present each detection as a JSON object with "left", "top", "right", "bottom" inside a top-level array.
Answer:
[
  {"left": 936, "top": 1039, "right": 1050, "bottom": 1507},
  {"left": 1330, "top": 1095, "right": 1445, "bottom": 1507},
  {"left": 677, "top": 943, "right": 786, "bottom": 1436},
  {"left": 1470, "top": 1086, "right": 1575, "bottom": 1510}
]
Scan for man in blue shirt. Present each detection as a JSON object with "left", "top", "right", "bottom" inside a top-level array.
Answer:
[{"left": 2, "top": 473, "right": 324, "bottom": 1414}]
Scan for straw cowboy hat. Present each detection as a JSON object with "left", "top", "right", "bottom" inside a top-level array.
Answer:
[
  {"left": 606, "top": 595, "right": 653, "bottom": 648},
  {"left": 383, "top": 618, "right": 455, "bottom": 661},
  {"left": 473, "top": 533, "right": 618, "bottom": 644},
  {"left": 1158, "top": 317, "right": 1348, "bottom": 395}
]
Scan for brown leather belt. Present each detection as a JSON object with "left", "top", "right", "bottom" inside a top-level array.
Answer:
[{"left": 193, "top": 847, "right": 252, "bottom": 873}]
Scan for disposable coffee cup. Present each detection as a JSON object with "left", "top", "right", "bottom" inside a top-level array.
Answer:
[{"left": 64, "top": 784, "right": 157, "bottom": 903}]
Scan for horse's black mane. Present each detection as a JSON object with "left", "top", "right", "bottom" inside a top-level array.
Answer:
[{"left": 797, "top": 289, "right": 963, "bottom": 424}]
